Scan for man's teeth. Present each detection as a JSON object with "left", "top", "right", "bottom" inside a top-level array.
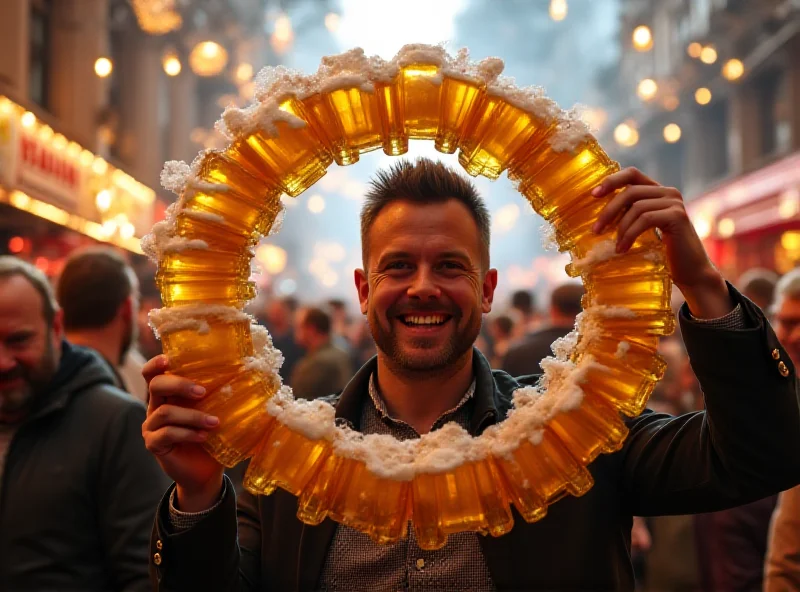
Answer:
[{"left": 403, "top": 315, "right": 447, "bottom": 325}]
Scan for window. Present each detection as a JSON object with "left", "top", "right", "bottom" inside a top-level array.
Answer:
[{"left": 29, "top": 0, "right": 51, "bottom": 108}]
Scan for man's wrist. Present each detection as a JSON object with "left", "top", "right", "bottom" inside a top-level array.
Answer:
[
  {"left": 176, "top": 475, "right": 225, "bottom": 513},
  {"left": 679, "top": 272, "right": 733, "bottom": 320}
]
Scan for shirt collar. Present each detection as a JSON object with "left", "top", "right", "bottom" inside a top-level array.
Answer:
[{"left": 367, "top": 372, "right": 476, "bottom": 424}]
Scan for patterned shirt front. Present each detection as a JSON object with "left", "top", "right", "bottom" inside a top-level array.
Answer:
[{"left": 319, "top": 374, "right": 495, "bottom": 592}]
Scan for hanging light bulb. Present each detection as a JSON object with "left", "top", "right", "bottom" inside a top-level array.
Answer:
[
  {"left": 695, "top": 87, "right": 712, "bottom": 105},
  {"left": 189, "top": 41, "right": 228, "bottom": 77},
  {"left": 700, "top": 46, "right": 718, "bottom": 64},
  {"left": 663, "top": 123, "right": 682, "bottom": 143},
  {"left": 94, "top": 57, "right": 113, "bottom": 78},
  {"left": 637, "top": 78, "right": 658, "bottom": 101},
  {"left": 549, "top": 0, "right": 568, "bottom": 21},
  {"left": 632, "top": 26, "right": 653, "bottom": 51},
  {"left": 162, "top": 51, "right": 182, "bottom": 77},
  {"left": 722, "top": 59, "right": 744, "bottom": 81}
]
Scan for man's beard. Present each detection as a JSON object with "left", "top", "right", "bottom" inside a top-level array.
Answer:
[
  {"left": 368, "top": 305, "right": 481, "bottom": 375},
  {"left": 0, "top": 337, "right": 59, "bottom": 423}
]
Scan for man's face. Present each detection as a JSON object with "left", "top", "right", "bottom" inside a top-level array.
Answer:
[
  {"left": 355, "top": 199, "right": 497, "bottom": 375},
  {"left": 775, "top": 295, "right": 800, "bottom": 366},
  {"left": 0, "top": 275, "right": 62, "bottom": 422}
]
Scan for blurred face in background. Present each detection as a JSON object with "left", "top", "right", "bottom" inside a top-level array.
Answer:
[
  {"left": 774, "top": 295, "right": 800, "bottom": 366},
  {"left": 0, "top": 275, "right": 63, "bottom": 422}
]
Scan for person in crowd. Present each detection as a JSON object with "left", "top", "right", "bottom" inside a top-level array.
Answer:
[
  {"left": 501, "top": 282, "right": 584, "bottom": 377},
  {"left": 327, "top": 298, "right": 354, "bottom": 353},
  {"left": 738, "top": 267, "right": 780, "bottom": 312},
  {"left": 508, "top": 289, "right": 538, "bottom": 339},
  {"left": 763, "top": 267, "right": 800, "bottom": 591},
  {"left": 486, "top": 314, "right": 514, "bottom": 368},
  {"left": 261, "top": 297, "right": 303, "bottom": 382},
  {"left": 347, "top": 315, "right": 378, "bottom": 370},
  {"left": 56, "top": 246, "right": 148, "bottom": 403},
  {"left": 290, "top": 306, "right": 353, "bottom": 400},
  {"left": 142, "top": 159, "right": 800, "bottom": 591},
  {"left": 0, "top": 256, "right": 170, "bottom": 591}
]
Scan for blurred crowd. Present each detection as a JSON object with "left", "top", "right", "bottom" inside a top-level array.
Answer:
[{"left": 4, "top": 245, "right": 800, "bottom": 590}]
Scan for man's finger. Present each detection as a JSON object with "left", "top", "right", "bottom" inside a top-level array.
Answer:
[
  {"left": 592, "top": 167, "right": 658, "bottom": 198},
  {"left": 145, "top": 426, "right": 209, "bottom": 456},
  {"left": 615, "top": 199, "right": 674, "bottom": 244},
  {"left": 149, "top": 374, "right": 206, "bottom": 402},
  {"left": 143, "top": 355, "right": 169, "bottom": 385},
  {"left": 144, "top": 403, "right": 219, "bottom": 433},
  {"left": 616, "top": 209, "right": 676, "bottom": 253},
  {"left": 593, "top": 185, "right": 669, "bottom": 234}
]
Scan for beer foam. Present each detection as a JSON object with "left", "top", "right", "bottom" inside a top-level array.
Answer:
[
  {"left": 222, "top": 100, "right": 307, "bottom": 139},
  {"left": 615, "top": 341, "right": 631, "bottom": 359},
  {"left": 570, "top": 239, "right": 618, "bottom": 272},
  {"left": 182, "top": 209, "right": 226, "bottom": 224},
  {"left": 549, "top": 107, "right": 594, "bottom": 153},
  {"left": 148, "top": 304, "right": 252, "bottom": 338},
  {"left": 161, "top": 160, "right": 192, "bottom": 195}
]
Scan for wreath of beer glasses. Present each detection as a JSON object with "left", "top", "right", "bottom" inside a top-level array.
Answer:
[{"left": 144, "top": 45, "right": 672, "bottom": 550}]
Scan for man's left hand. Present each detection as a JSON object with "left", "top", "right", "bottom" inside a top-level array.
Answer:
[{"left": 592, "top": 167, "right": 733, "bottom": 319}]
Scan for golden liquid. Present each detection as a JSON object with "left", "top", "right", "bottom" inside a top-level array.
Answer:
[
  {"left": 567, "top": 245, "right": 666, "bottom": 279},
  {"left": 591, "top": 311, "right": 677, "bottom": 343},
  {"left": 583, "top": 272, "right": 672, "bottom": 313},
  {"left": 513, "top": 141, "right": 617, "bottom": 219},
  {"left": 157, "top": 276, "right": 256, "bottom": 307},
  {"left": 435, "top": 76, "right": 483, "bottom": 154},
  {"left": 297, "top": 453, "right": 341, "bottom": 525},
  {"left": 198, "top": 150, "right": 282, "bottom": 199},
  {"left": 496, "top": 446, "right": 548, "bottom": 523},
  {"left": 325, "top": 460, "right": 411, "bottom": 545},
  {"left": 401, "top": 65, "right": 443, "bottom": 140},
  {"left": 226, "top": 116, "right": 332, "bottom": 197},
  {"left": 548, "top": 396, "right": 629, "bottom": 465},
  {"left": 157, "top": 249, "right": 251, "bottom": 284},
  {"left": 161, "top": 319, "right": 253, "bottom": 377},
  {"left": 458, "top": 96, "right": 552, "bottom": 180},
  {"left": 470, "top": 458, "right": 515, "bottom": 537},
  {"left": 498, "top": 430, "right": 594, "bottom": 504},
  {"left": 197, "top": 370, "right": 279, "bottom": 467},
  {"left": 175, "top": 211, "right": 258, "bottom": 253},
  {"left": 301, "top": 87, "right": 383, "bottom": 165},
  {"left": 373, "top": 80, "right": 408, "bottom": 155},
  {"left": 244, "top": 423, "right": 331, "bottom": 496}
]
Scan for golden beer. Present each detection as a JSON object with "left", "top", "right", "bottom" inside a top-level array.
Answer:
[
  {"left": 401, "top": 64, "right": 443, "bottom": 140},
  {"left": 458, "top": 96, "right": 553, "bottom": 180},
  {"left": 374, "top": 80, "right": 408, "bottom": 155},
  {"left": 161, "top": 318, "right": 253, "bottom": 377},
  {"left": 300, "top": 87, "right": 383, "bottom": 165},
  {"left": 157, "top": 276, "right": 256, "bottom": 307},
  {"left": 512, "top": 141, "right": 617, "bottom": 219},
  {"left": 567, "top": 246, "right": 666, "bottom": 279},
  {"left": 198, "top": 150, "right": 282, "bottom": 199},
  {"left": 548, "top": 396, "right": 629, "bottom": 465},
  {"left": 225, "top": 113, "right": 333, "bottom": 197},
  {"left": 592, "top": 311, "right": 677, "bottom": 344},
  {"left": 197, "top": 370, "right": 279, "bottom": 467},
  {"left": 324, "top": 458, "right": 411, "bottom": 545},
  {"left": 435, "top": 76, "right": 484, "bottom": 154},
  {"left": 244, "top": 423, "right": 331, "bottom": 496},
  {"left": 175, "top": 212, "right": 258, "bottom": 253},
  {"left": 583, "top": 272, "right": 671, "bottom": 312},
  {"left": 158, "top": 249, "right": 251, "bottom": 284}
]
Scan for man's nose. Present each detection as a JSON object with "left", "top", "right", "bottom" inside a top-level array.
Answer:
[
  {"left": 407, "top": 267, "right": 441, "bottom": 300},
  {"left": 0, "top": 347, "right": 16, "bottom": 373}
]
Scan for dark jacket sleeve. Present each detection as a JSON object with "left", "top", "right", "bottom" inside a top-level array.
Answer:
[
  {"left": 620, "top": 286, "right": 800, "bottom": 516},
  {"left": 97, "top": 399, "right": 173, "bottom": 591},
  {"left": 149, "top": 475, "right": 262, "bottom": 591}
]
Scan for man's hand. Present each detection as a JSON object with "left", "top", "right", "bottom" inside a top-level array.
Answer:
[
  {"left": 142, "top": 355, "right": 224, "bottom": 512},
  {"left": 593, "top": 167, "right": 733, "bottom": 319}
]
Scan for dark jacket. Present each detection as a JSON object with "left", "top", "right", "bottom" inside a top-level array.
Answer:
[
  {"left": 150, "top": 289, "right": 800, "bottom": 591},
  {"left": 501, "top": 324, "right": 574, "bottom": 377},
  {"left": 0, "top": 341, "right": 171, "bottom": 591},
  {"left": 289, "top": 342, "right": 353, "bottom": 401}
]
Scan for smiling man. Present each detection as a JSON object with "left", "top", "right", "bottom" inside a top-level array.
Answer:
[{"left": 143, "top": 158, "right": 800, "bottom": 591}]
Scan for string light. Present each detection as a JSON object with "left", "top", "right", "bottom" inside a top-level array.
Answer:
[
  {"left": 687, "top": 42, "right": 703, "bottom": 58},
  {"left": 663, "top": 123, "right": 682, "bottom": 143},
  {"left": 189, "top": 41, "right": 228, "bottom": 77},
  {"left": 700, "top": 46, "right": 718, "bottom": 64},
  {"left": 162, "top": 52, "right": 182, "bottom": 77},
  {"left": 549, "top": 0, "right": 567, "bottom": 21},
  {"left": 94, "top": 57, "right": 113, "bottom": 78},
  {"left": 614, "top": 122, "right": 639, "bottom": 147},
  {"left": 695, "top": 87, "right": 712, "bottom": 105},
  {"left": 637, "top": 78, "right": 658, "bottom": 101},
  {"left": 632, "top": 26, "right": 653, "bottom": 51},
  {"left": 722, "top": 59, "right": 744, "bottom": 81}
]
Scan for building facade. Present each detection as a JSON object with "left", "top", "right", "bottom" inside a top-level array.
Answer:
[{"left": 602, "top": 0, "right": 800, "bottom": 278}]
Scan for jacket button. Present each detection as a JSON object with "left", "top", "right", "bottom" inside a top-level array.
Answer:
[
  {"left": 156, "top": 539, "right": 163, "bottom": 551},
  {"left": 773, "top": 349, "right": 781, "bottom": 360},
  {"left": 779, "top": 361, "right": 790, "bottom": 378},
  {"left": 153, "top": 552, "right": 162, "bottom": 566}
]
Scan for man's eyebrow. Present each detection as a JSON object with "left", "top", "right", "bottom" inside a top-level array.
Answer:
[{"left": 376, "top": 251, "right": 412, "bottom": 264}]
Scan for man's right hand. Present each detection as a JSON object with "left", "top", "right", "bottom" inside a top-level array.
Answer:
[{"left": 142, "top": 355, "right": 225, "bottom": 512}]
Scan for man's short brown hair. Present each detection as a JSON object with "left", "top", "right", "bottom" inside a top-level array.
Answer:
[
  {"left": 360, "top": 158, "right": 491, "bottom": 269},
  {"left": 0, "top": 256, "right": 59, "bottom": 326},
  {"left": 300, "top": 307, "right": 332, "bottom": 336},
  {"left": 57, "top": 247, "right": 134, "bottom": 331}
]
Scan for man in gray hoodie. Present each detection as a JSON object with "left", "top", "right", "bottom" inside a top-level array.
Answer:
[{"left": 0, "top": 256, "right": 170, "bottom": 591}]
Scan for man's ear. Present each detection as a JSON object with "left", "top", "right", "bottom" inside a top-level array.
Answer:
[
  {"left": 482, "top": 268, "right": 498, "bottom": 314},
  {"left": 354, "top": 268, "right": 369, "bottom": 315}
]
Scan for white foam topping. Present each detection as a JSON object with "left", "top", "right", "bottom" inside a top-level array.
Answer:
[{"left": 148, "top": 304, "right": 253, "bottom": 338}]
